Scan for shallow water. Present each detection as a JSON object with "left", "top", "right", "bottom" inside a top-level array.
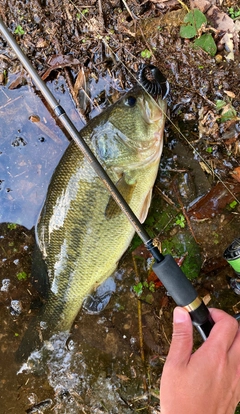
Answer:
[
  {"left": 0, "top": 73, "right": 83, "bottom": 229},
  {"left": 0, "top": 219, "right": 167, "bottom": 413}
]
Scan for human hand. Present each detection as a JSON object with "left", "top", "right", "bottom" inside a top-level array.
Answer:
[{"left": 160, "top": 307, "right": 240, "bottom": 414}]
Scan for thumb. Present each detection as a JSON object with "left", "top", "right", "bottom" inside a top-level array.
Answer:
[{"left": 167, "top": 306, "right": 193, "bottom": 366}]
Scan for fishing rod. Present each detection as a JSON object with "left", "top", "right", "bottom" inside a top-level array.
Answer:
[{"left": 0, "top": 18, "right": 214, "bottom": 341}]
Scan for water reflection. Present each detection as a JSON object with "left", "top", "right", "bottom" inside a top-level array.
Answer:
[{"left": 0, "top": 74, "right": 84, "bottom": 229}]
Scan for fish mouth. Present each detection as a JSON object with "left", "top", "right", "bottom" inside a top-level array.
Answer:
[
  {"left": 117, "top": 130, "right": 163, "bottom": 171},
  {"left": 113, "top": 100, "right": 166, "bottom": 171},
  {"left": 139, "top": 96, "right": 165, "bottom": 124},
  {"left": 115, "top": 95, "right": 167, "bottom": 169}
]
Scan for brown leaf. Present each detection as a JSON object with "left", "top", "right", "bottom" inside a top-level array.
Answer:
[
  {"left": 41, "top": 54, "right": 80, "bottom": 80},
  {"left": 29, "top": 115, "right": 40, "bottom": 123},
  {"left": 231, "top": 167, "right": 240, "bottom": 183},
  {"left": 202, "top": 293, "right": 211, "bottom": 306},
  {"left": 224, "top": 90, "right": 236, "bottom": 99},
  {"left": 187, "top": 181, "right": 240, "bottom": 220},
  {"left": 116, "top": 374, "right": 130, "bottom": 381},
  {"left": 73, "top": 67, "right": 86, "bottom": 98},
  {"left": 147, "top": 270, "right": 163, "bottom": 288},
  {"left": 36, "top": 38, "right": 48, "bottom": 48},
  {"left": 8, "top": 75, "right": 28, "bottom": 90},
  {"left": 132, "top": 243, "right": 152, "bottom": 260}
]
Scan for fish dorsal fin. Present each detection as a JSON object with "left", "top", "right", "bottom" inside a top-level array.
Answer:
[
  {"left": 139, "top": 189, "right": 153, "bottom": 223},
  {"left": 105, "top": 174, "right": 136, "bottom": 219}
]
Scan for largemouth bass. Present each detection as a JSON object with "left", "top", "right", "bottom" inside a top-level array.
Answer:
[{"left": 17, "top": 83, "right": 167, "bottom": 360}]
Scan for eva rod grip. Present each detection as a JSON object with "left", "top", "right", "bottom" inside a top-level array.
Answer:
[
  {"left": 153, "top": 254, "right": 198, "bottom": 305},
  {"left": 152, "top": 254, "right": 214, "bottom": 339}
]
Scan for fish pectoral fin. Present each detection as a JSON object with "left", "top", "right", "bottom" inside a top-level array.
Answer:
[
  {"left": 105, "top": 175, "right": 136, "bottom": 219},
  {"left": 139, "top": 188, "right": 153, "bottom": 223}
]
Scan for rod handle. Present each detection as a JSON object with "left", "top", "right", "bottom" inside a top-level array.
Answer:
[{"left": 152, "top": 254, "right": 214, "bottom": 340}]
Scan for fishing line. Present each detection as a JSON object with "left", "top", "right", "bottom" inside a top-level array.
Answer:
[{"left": 70, "top": 0, "right": 240, "bottom": 204}]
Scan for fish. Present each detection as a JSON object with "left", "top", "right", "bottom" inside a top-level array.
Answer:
[{"left": 16, "top": 81, "right": 167, "bottom": 361}]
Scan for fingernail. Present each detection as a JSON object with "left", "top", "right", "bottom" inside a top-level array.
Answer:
[{"left": 173, "top": 307, "right": 189, "bottom": 323}]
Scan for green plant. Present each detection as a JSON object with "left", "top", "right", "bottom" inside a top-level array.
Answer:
[
  {"left": 228, "top": 7, "right": 240, "bottom": 20},
  {"left": 215, "top": 100, "right": 226, "bottom": 111},
  {"left": 175, "top": 214, "right": 186, "bottom": 228},
  {"left": 180, "top": 9, "right": 217, "bottom": 57},
  {"left": 14, "top": 25, "right": 25, "bottom": 35},
  {"left": 180, "top": 8, "right": 207, "bottom": 38},
  {"left": 16, "top": 271, "right": 28, "bottom": 281},
  {"left": 141, "top": 49, "right": 152, "bottom": 59},
  {"left": 215, "top": 99, "right": 237, "bottom": 123},
  {"left": 7, "top": 223, "right": 17, "bottom": 230},
  {"left": 76, "top": 9, "right": 89, "bottom": 20},
  {"left": 133, "top": 280, "right": 155, "bottom": 297},
  {"left": 194, "top": 33, "right": 217, "bottom": 57},
  {"left": 228, "top": 200, "right": 238, "bottom": 209}
]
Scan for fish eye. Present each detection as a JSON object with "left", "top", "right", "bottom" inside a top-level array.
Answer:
[{"left": 125, "top": 96, "right": 137, "bottom": 107}]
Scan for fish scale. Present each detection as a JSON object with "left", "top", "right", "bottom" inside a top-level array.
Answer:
[{"left": 17, "top": 86, "right": 167, "bottom": 360}]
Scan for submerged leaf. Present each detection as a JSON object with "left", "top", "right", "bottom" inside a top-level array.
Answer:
[
  {"left": 187, "top": 182, "right": 240, "bottom": 220},
  {"left": 41, "top": 55, "right": 80, "bottom": 80}
]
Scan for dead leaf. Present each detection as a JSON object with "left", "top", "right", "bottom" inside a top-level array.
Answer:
[
  {"left": 41, "top": 55, "right": 80, "bottom": 80},
  {"left": 29, "top": 115, "right": 40, "bottom": 123},
  {"left": 8, "top": 74, "right": 28, "bottom": 90},
  {"left": 224, "top": 90, "right": 236, "bottom": 99},
  {"left": 36, "top": 38, "right": 48, "bottom": 48},
  {"left": 231, "top": 167, "right": 240, "bottom": 183},
  {"left": 73, "top": 67, "right": 85, "bottom": 97},
  {"left": 116, "top": 374, "right": 130, "bottom": 381},
  {"left": 147, "top": 270, "right": 163, "bottom": 288},
  {"left": 202, "top": 293, "right": 211, "bottom": 305},
  {"left": 198, "top": 107, "right": 219, "bottom": 139},
  {"left": 0, "top": 72, "right": 4, "bottom": 84},
  {"left": 219, "top": 33, "right": 234, "bottom": 61},
  {"left": 132, "top": 243, "right": 152, "bottom": 260},
  {"left": 187, "top": 181, "right": 240, "bottom": 220}
]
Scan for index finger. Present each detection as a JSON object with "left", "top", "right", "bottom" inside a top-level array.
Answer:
[{"left": 205, "top": 308, "right": 239, "bottom": 352}]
